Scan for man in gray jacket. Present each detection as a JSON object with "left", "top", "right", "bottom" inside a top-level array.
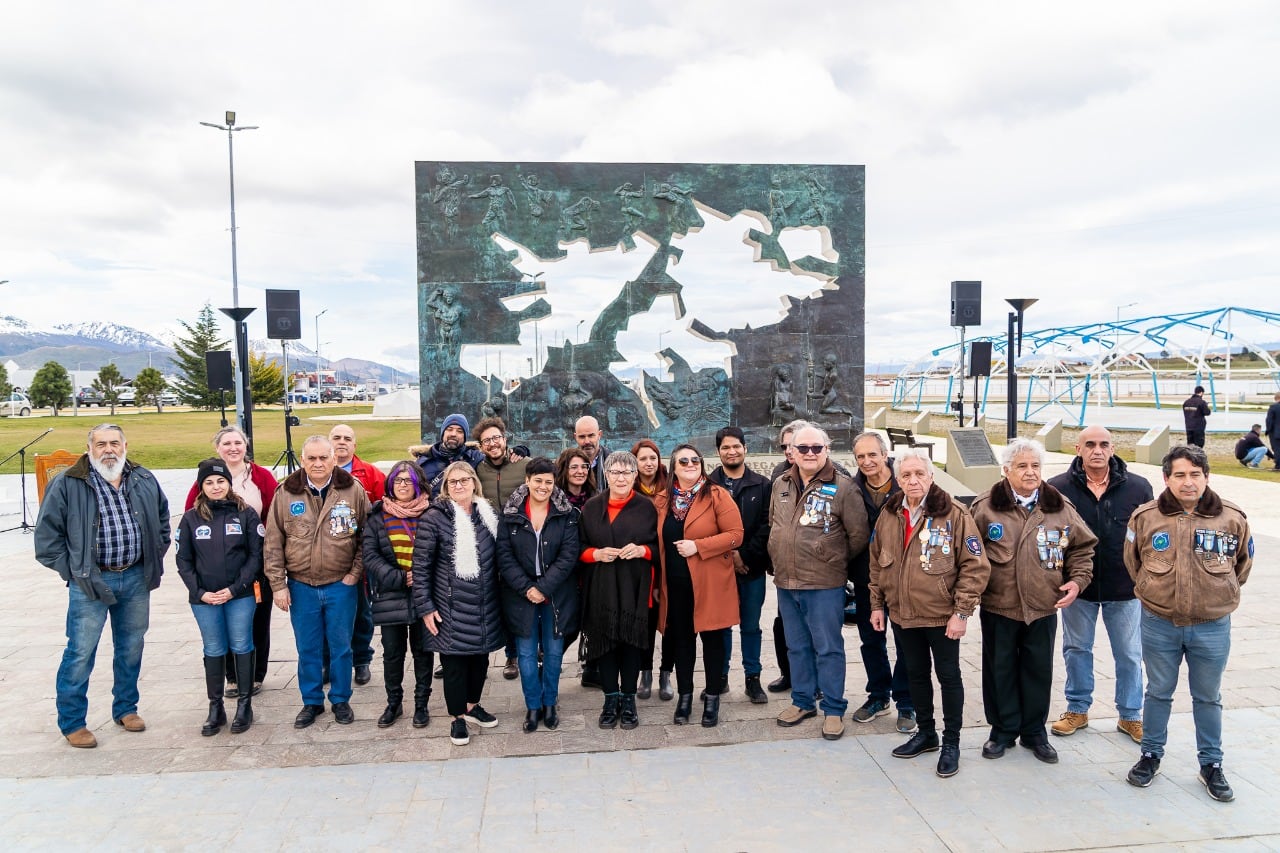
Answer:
[{"left": 35, "top": 423, "right": 171, "bottom": 748}]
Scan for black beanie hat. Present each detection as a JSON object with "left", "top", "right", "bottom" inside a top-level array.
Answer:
[{"left": 197, "top": 458, "right": 231, "bottom": 486}]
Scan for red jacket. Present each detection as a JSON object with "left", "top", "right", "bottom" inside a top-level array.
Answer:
[
  {"left": 347, "top": 455, "right": 385, "bottom": 503},
  {"left": 185, "top": 461, "right": 279, "bottom": 516}
]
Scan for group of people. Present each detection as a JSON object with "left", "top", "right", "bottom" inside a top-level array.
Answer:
[{"left": 34, "top": 412, "right": 1252, "bottom": 801}]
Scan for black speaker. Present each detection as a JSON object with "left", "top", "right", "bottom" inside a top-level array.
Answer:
[
  {"left": 265, "top": 289, "right": 302, "bottom": 340},
  {"left": 950, "top": 280, "right": 982, "bottom": 327},
  {"left": 969, "top": 341, "right": 992, "bottom": 377},
  {"left": 205, "top": 350, "right": 235, "bottom": 390}
]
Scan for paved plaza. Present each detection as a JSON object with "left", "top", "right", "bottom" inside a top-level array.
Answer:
[{"left": 1, "top": 449, "right": 1278, "bottom": 850}]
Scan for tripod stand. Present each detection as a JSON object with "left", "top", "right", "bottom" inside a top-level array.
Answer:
[
  {"left": 272, "top": 341, "right": 300, "bottom": 474},
  {"left": 2, "top": 428, "right": 53, "bottom": 533}
]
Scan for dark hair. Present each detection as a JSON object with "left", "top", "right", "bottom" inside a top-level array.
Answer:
[
  {"left": 525, "top": 456, "right": 556, "bottom": 478},
  {"left": 473, "top": 416, "right": 507, "bottom": 441},
  {"left": 384, "top": 460, "right": 425, "bottom": 500},
  {"left": 1162, "top": 444, "right": 1210, "bottom": 477},
  {"left": 667, "top": 442, "right": 707, "bottom": 500},
  {"left": 715, "top": 426, "right": 746, "bottom": 448},
  {"left": 555, "top": 447, "right": 597, "bottom": 494},
  {"left": 630, "top": 438, "right": 669, "bottom": 495},
  {"left": 1194, "top": 386, "right": 1205, "bottom": 394}
]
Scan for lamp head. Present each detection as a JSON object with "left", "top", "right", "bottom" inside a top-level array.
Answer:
[
  {"left": 1005, "top": 298, "right": 1038, "bottom": 314},
  {"left": 225, "top": 111, "right": 236, "bottom": 126}
]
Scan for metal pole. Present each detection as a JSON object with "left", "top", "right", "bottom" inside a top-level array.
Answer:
[
  {"left": 226, "top": 127, "right": 249, "bottom": 433},
  {"left": 1007, "top": 311, "right": 1017, "bottom": 441}
]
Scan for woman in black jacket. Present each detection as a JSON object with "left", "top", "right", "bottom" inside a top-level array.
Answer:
[
  {"left": 579, "top": 450, "right": 658, "bottom": 730},
  {"left": 413, "top": 460, "right": 505, "bottom": 746},
  {"left": 497, "top": 457, "right": 581, "bottom": 732},
  {"left": 176, "top": 458, "right": 263, "bottom": 737},
  {"left": 363, "top": 460, "right": 435, "bottom": 729}
]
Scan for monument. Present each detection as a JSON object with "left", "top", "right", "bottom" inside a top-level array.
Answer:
[{"left": 415, "top": 161, "right": 865, "bottom": 452}]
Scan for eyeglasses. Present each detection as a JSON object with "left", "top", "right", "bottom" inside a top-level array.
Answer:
[
  {"left": 480, "top": 436, "right": 504, "bottom": 447},
  {"left": 446, "top": 478, "right": 473, "bottom": 488},
  {"left": 793, "top": 444, "right": 825, "bottom": 456},
  {"left": 779, "top": 443, "right": 791, "bottom": 450},
  {"left": 676, "top": 456, "right": 700, "bottom": 466},
  {"left": 392, "top": 476, "right": 415, "bottom": 485},
  {"left": 607, "top": 469, "right": 636, "bottom": 477}
]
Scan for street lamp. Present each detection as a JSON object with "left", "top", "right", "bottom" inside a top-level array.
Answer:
[
  {"left": 315, "top": 309, "right": 328, "bottom": 395},
  {"left": 1005, "top": 299, "right": 1038, "bottom": 441},
  {"left": 576, "top": 319, "right": 585, "bottom": 345},
  {"left": 202, "top": 110, "right": 259, "bottom": 454},
  {"left": 657, "top": 328, "right": 671, "bottom": 372},
  {"left": 1115, "top": 301, "right": 1138, "bottom": 353}
]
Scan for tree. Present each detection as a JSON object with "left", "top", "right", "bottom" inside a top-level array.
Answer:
[
  {"left": 171, "top": 303, "right": 230, "bottom": 410},
  {"left": 0, "top": 362, "right": 11, "bottom": 399},
  {"left": 92, "top": 363, "right": 126, "bottom": 415},
  {"left": 133, "top": 367, "right": 168, "bottom": 413},
  {"left": 28, "top": 361, "right": 72, "bottom": 415},
  {"left": 249, "top": 350, "right": 285, "bottom": 405}
]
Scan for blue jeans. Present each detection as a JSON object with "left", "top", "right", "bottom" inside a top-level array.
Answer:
[
  {"left": 1060, "top": 598, "right": 1143, "bottom": 720},
  {"left": 1243, "top": 446, "right": 1268, "bottom": 466},
  {"left": 1140, "top": 609, "right": 1231, "bottom": 764},
  {"left": 56, "top": 566, "right": 150, "bottom": 734},
  {"left": 289, "top": 579, "right": 358, "bottom": 706},
  {"left": 776, "top": 586, "right": 848, "bottom": 717},
  {"left": 352, "top": 581, "right": 374, "bottom": 667},
  {"left": 515, "top": 602, "right": 564, "bottom": 709},
  {"left": 722, "top": 574, "right": 766, "bottom": 677},
  {"left": 190, "top": 595, "right": 257, "bottom": 657}
]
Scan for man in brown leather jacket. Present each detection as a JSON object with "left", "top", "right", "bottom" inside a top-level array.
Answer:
[
  {"left": 971, "top": 438, "right": 1096, "bottom": 765},
  {"left": 1123, "top": 445, "right": 1252, "bottom": 803},
  {"left": 869, "top": 449, "right": 990, "bottom": 777}
]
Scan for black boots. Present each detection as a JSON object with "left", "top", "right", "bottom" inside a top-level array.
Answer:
[
  {"left": 230, "top": 652, "right": 254, "bottom": 734},
  {"left": 637, "top": 670, "right": 653, "bottom": 699},
  {"left": 659, "top": 669, "right": 674, "bottom": 701},
  {"left": 379, "top": 703, "right": 404, "bottom": 728},
  {"left": 599, "top": 693, "right": 621, "bottom": 729},
  {"left": 202, "top": 656, "right": 227, "bottom": 736},
  {"left": 702, "top": 694, "right": 720, "bottom": 727},
  {"left": 674, "top": 693, "right": 694, "bottom": 725},
  {"left": 745, "top": 675, "right": 768, "bottom": 704},
  {"left": 619, "top": 694, "right": 639, "bottom": 730}
]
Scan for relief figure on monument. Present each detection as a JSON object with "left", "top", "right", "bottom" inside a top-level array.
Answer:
[
  {"left": 521, "top": 173, "right": 554, "bottom": 220},
  {"left": 561, "top": 196, "right": 600, "bottom": 237},
  {"left": 427, "top": 286, "right": 463, "bottom": 353},
  {"left": 470, "top": 174, "right": 517, "bottom": 229},
  {"left": 767, "top": 174, "right": 793, "bottom": 229},
  {"left": 770, "top": 363, "right": 797, "bottom": 426},
  {"left": 431, "top": 166, "right": 471, "bottom": 234},
  {"left": 818, "top": 352, "right": 852, "bottom": 415}
]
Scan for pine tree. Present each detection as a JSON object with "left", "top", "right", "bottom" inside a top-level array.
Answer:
[
  {"left": 28, "top": 361, "right": 72, "bottom": 415},
  {"left": 92, "top": 363, "right": 126, "bottom": 415},
  {"left": 171, "top": 303, "right": 230, "bottom": 410},
  {"left": 249, "top": 350, "right": 285, "bottom": 404},
  {"left": 133, "top": 366, "right": 168, "bottom": 413},
  {"left": 0, "top": 362, "right": 11, "bottom": 399}
]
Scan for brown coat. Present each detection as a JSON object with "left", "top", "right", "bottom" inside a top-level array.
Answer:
[
  {"left": 971, "top": 479, "right": 1097, "bottom": 624},
  {"left": 264, "top": 467, "right": 371, "bottom": 591},
  {"left": 654, "top": 483, "right": 744, "bottom": 633},
  {"left": 869, "top": 484, "right": 991, "bottom": 628},
  {"left": 767, "top": 461, "right": 870, "bottom": 590}
]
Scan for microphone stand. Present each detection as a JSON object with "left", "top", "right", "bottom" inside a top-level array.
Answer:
[{"left": 1, "top": 428, "right": 54, "bottom": 533}]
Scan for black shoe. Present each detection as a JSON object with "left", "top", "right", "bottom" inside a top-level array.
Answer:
[
  {"left": 699, "top": 683, "right": 730, "bottom": 699},
  {"left": 658, "top": 670, "right": 674, "bottom": 701},
  {"left": 1199, "top": 763, "right": 1234, "bottom": 802},
  {"left": 202, "top": 656, "right": 227, "bottom": 736},
  {"left": 745, "top": 675, "right": 768, "bottom": 705},
  {"left": 229, "top": 652, "right": 254, "bottom": 734},
  {"left": 673, "top": 693, "right": 694, "bottom": 725},
  {"left": 354, "top": 664, "right": 372, "bottom": 686},
  {"left": 201, "top": 701, "right": 227, "bottom": 737},
  {"left": 767, "top": 675, "right": 791, "bottom": 693},
  {"left": 462, "top": 704, "right": 498, "bottom": 728},
  {"left": 523, "top": 708, "right": 543, "bottom": 733},
  {"left": 936, "top": 744, "right": 960, "bottom": 778},
  {"left": 637, "top": 670, "right": 653, "bottom": 700},
  {"left": 1022, "top": 740, "right": 1058, "bottom": 764},
  {"left": 412, "top": 705, "right": 430, "bottom": 728},
  {"left": 701, "top": 694, "right": 721, "bottom": 728},
  {"left": 543, "top": 705, "right": 559, "bottom": 730},
  {"left": 892, "top": 730, "right": 940, "bottom": 758},
  {"left": 332, "top": 702, "right": 355, "bottom": 724},
  {"left": 224, "top": 684, "right": 240, "bottom": 699},
  {"left": 294, "top": 704, "right": 324, "bottom": 729},
  {"left": 982, "top": 739, "right": 1011, "bottom": 759},
  {"left": 1127, "top": 752, "right": 1161, "bottom": 787},
  {"left": 581, "top": 663, "right": 602, "bottom": 691},
  {"left": 599, "top": 694, "right": 621, "bottom": 729},
  {"left": 619, "top": 694, "right": 639, "bottom": 730},
  {"left": 434, "top": 664, "right": 444, "bottom": 679},
  {"left": 378, "top": 703, "right": 403, "bottom": 728},
  {"left": 450, "top": 718, "right": 470, "bottom": 745}
]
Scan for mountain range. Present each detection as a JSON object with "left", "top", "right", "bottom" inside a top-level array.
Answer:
[{"left": 0, "top": 315, "right": 412, "bottom": 384}]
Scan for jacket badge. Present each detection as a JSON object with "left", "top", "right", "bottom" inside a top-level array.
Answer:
[
  {"left": 328, "top": 501, "right": 357, "bottom": 537},
  {"left": 965, "top": 536, "right": 982, "bottom": 556},
  {"left": 986, "top": 522, "right": 1003, "bottom": 541},
  {"left": 225, "top": 522, "right": 242, "bottom": 536},
  {"left": 1151, "top": 531, "right": 1171, "bottom": 552},
  {"left": 257, "top": 523, "right": 267, "bottom": 537},
  {"left": 195, "top": 525, "right": 212, "bottom": 540},
  {"left": 290, "top": 501, "right": 306, "bottom": 516}
]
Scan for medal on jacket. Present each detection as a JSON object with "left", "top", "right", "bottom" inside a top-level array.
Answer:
[
  {"left": 940, "top": 520, "right": 952, "bottom": 555},
  {"left": 1046, "top": 529, "right": 1061, "bottom": 570},
  {"left": 1036, "top": 526, "right": 1049, "bottom": 564},
  {"left": 919, "top": 519, "right": 932, "bottom": 568},
  {"left": 329, "top": 500, "right": 356, "bottom": 537}
]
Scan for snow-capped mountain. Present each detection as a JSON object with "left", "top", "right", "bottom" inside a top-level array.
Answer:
[{"left": 53, "top": 321, "right": 168, "bottom": 351}]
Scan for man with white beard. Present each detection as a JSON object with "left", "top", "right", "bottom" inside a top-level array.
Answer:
[{"left": 35, "top": 424, "right": 171, "bottom": 748}]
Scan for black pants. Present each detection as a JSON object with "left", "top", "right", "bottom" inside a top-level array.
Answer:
[
  {"left": 981, "top": 610, "right": 1057, "bottom": 746},
  {"left": 1271, "top": 435, "right": 1280, "bottom": 469},
  {"left": 664, "top": 569, "right": 727, "bottom": 694},
  {"left": 853, "top": 581, "right": 912, "bottom": 708},
  {"left": 896, "top": 623, "right": 963, "bottom": 746},
  {"left": 773, "top": 615, "right": 790, "bottom": 680},
  {"left": 597, "top": 643, "right": 643, "bottom": 694},
  {"left": 380, "top": 622, "right": 433, "bottom": 707},
  {"left": 644, "top": 600, "right": 676, "bottom": 672},
  {"left": 226, "top": 586, "right": 272, "bottom": 683},
  {"left": 1186, "top": 428, "right": 1206, "bottom": 448},
  {"left": 439, "top": 653, "right": 488, "bottom": 717}
]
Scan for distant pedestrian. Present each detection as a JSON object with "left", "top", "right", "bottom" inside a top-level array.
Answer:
[
  {"left": 1265, "top": 393, "right": 1280, "bottom": 470},
  {"left": 1181, "top": 386, "right": 1211, "bottom": 448},
  {"left": 1233, "top": 424, "right": 1272, "bottom": 468}
]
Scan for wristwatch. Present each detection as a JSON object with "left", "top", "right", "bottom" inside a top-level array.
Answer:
[{"left": 954, "top": 613, "right": 969, "bottom": 621}]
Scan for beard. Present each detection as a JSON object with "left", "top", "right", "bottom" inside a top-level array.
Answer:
[{"left": 90, "top": 451, "right": 127, "bottom": 482}]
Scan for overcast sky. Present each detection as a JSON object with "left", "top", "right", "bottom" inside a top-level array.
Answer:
[{"left": 1, "top": 1, "right": 1277, "bottom": 379}]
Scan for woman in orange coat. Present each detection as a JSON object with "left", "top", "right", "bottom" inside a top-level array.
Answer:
[{"left": 654, "top": 443, "right": 744, "bottom": 727}]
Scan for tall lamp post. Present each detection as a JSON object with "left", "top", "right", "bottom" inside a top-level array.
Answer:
[
  {"left": 1005, "top": 299, "right": 1038, "bottom": 441},
  {"left": 315, "top": 308, "right": 328, "bottom": 397},
  {"left": 201, "top": 111, "right": 259, "bottom": 455}
]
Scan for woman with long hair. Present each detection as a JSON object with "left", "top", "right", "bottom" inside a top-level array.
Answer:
[
  {"left": 631, "top": 438, "right": 674, "bottom": 700},
  {"left": 654, "top": 443, "right": 744, "bottom": 727},
  {"left": 363, "top": 461, "right": 435, "bottom": 729},
  {"left": 555, "top": 447, "right": 596, "bottom": 510}
]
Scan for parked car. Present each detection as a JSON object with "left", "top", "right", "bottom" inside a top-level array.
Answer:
[
  {"left": 117, "top": 387, "right": 136, "bottom": 406},
  {"left": 159, "top": 389, "right": 179, "bottom": 406},
  {"left": 1, "top": 392, "right": 33, "bottom": 417},
  {"left": 320, "top": 387, "right": 344, "bottom": 403},
  {"left": 76, "top": 387, "right": 105, "bottom": 407},
  {"left": 286, "top": 390, "right": 318, "bottom": 404}
]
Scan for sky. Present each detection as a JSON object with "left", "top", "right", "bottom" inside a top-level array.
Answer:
[{"left": 1, "top": 0, "right": 1277, "bottom": 380}]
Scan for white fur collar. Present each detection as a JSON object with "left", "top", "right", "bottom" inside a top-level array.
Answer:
[{"left": 452, "top": 500, "right": 498, "bottom": 581}]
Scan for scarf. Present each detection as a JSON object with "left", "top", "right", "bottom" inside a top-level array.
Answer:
[
  {"left": 1014, "top": 488, "right": 1039, "bottom": 513},
  {"left": 450, "top": 499, "right": 499, "bottom": 581},
  {"left": 671, "top": 476, "right": 705, "bottom": 521},
  {"left": 382, "top": 493, "right": 431, "bottom": 519}
]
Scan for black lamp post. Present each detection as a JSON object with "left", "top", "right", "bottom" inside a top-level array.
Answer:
[{"left": 1005, "top": 299, "right": 1038, "bottom": 441}]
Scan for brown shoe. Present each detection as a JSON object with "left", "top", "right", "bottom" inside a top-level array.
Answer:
[
  {"left": 821, "top": 715, "right": 845, "bottom": 741},
  {"left": 503, "top": 658, "right": 519, "bottom": 680},
  {"left": 114, "top": 713, "right": 146, "bottom": 732},
  {"left": 1050, "top": 711, "right": 1088, "bottom": 737},
  {"left": 1117, "top": 719, "right": 1143, "bottom": 744},
  {"left": 65, "top": 728, "right": 98, "bottom": 748},
  {"left": 776, "top": 705, "right": 817, "bottom": 727}
]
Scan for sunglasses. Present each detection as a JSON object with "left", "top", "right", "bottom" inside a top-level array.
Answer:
[
  {"left": 676, "top": 456, "right": 700, "bottom": 466},
  {"left": 793, "top": 444, "right": 825, "bottom": 456}
]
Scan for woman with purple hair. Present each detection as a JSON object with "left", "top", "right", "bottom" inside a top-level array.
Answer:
[{"left": 363, "top": 460, "right": 435, "bottom": 728}]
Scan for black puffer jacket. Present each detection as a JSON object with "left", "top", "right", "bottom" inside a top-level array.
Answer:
[
  {"left": 175, "top": 500, "right": 263, "bottom": 605},
  {"left": 363, "top": 503, "right": 429, "bottom": 626},
  {"left": 496, "top": 485, "right": 582, "bottom": 639},
  {"left": 1047, "top": 455, "right": 1154, "bottom": 602},
  {"left": 411, "top": 498, "right": 505, "bottom": 655}
]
